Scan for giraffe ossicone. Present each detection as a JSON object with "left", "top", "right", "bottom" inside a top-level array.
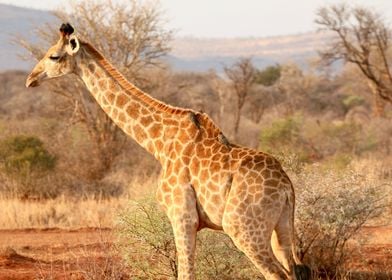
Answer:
[{"left": 26, "top": 23, "right": 310, "bottom": 280}]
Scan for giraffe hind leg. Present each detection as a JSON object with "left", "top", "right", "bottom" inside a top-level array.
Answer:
[
  {"left": 271, "top": 193, "right": 311, "bottom": 280},
  {"left": 223, "top": 201, "right": 290, "bottom": 279},
  {"left": 223, "top": 217, "right": 290, "bottom": 279},
  {"left": 271, "top": 203, "right": 297, "bottom": 276}
]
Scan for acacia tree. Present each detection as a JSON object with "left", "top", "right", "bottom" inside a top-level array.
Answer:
[
  {"left": 224, "top": 58, "right": 255, "bottom": 140},
  {"left": 254, "top": 64, "right": 281, "bottom": 87},
  {"left": 18, "top": 0, "right": 172, "bottom": 180},
  {"left": 316, "top": 4, "right": 392, "bottom": 117}
]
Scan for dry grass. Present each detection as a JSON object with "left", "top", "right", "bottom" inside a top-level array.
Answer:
[
  {"left": 0, "top": 196, "right": 128, "bottom": 229},
  {"left": 0, "top": 176, "right": 158, "bottom": 229}
]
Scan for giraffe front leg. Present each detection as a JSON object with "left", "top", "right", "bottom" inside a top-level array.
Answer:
[{"left": 160, "top": 183, "right": 199, "bottom": 280}]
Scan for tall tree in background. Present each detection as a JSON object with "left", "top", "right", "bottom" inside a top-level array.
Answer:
[
  {"left": 18, "top": 0, "right": 172, "bottom": 179},
  {"left": 209, "top": 70, "right": 228, "bottom": 124},
  {"left": 224, "top": 58, "right": 255, "bottom": 140},
  {"left": 316, "top": 4, "right": 392, "bottom": 117},
  {"left": 278, "top": 63, "right": 318, "bottom": 114}
]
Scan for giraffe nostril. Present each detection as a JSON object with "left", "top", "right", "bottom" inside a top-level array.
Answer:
[
  {"left": 26, "top": 71, "right": 47, "bottom": 88},
  {"left": 29, "top": 80, "right": 39, "bottom": 87}
]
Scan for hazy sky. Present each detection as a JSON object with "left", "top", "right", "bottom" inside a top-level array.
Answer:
[{"left": 1, "top": 0, "right": 392, "bottom": 37}]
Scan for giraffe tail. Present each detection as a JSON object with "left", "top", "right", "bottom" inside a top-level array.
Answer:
[{"left": 287, "top": 184, "right": 311, "bottom": 280}]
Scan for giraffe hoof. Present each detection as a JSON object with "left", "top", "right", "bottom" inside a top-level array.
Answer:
[{"left": 294, "top": 264, "right": 311, "bottom": 280}]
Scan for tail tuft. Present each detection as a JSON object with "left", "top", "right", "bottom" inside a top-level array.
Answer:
[{"left": 294, "top": 264, "right": 311, "bottom": 280}]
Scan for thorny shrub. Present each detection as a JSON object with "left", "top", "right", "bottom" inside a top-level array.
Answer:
[
  {"left": 75, "top": 238, "right": 129, "bottom": 280},
  {"left": 290, "top": 164, "right": 388, "bottom": 278},
  {"left": 118, "top": 198, "right": 260, "bottom": 279}
]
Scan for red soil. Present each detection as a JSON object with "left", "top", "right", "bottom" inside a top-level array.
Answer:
[
  {"left": 0, "top": 228, "right": 126, "bottom": 279},
  {"left": 348, "top": 225, "right": 392, "bottom": 275},
  {"left": 0, "top": 226, "right": 391, "bottom": 279}
]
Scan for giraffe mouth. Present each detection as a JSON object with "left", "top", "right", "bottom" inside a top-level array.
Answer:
[
  {"left": 26, "top": 71, "right": 48, "bottom": 88},
  {"left": 25, "top": 73, "right": 42, "bottom": 88},
  {"left": 26, "top": 79, "right": 39, "bottom": 88}
]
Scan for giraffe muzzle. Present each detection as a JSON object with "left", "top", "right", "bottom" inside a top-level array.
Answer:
[
  {"left": 26, "top": 77, "right": 39, "bottom": 88},
  {"left": 25, "top": 72, "right": 46, "bottom": 88}
]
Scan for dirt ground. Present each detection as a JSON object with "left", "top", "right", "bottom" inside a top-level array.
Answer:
[
  {"left": 0, "top": 226, "right": 391, "bottom": 279},
  {"left": 0, "top": 227, "right": 126, "bottom": 280},
  {"left": 347, "top": 226, "right": 392, "bottom": 278}
]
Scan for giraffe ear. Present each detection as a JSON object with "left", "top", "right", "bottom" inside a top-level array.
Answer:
[
  {"left": 66, "top": 34, "right": 80, "bottom": 55},
  {"left": 60, "top": 23, "right": 74, "bottom": 37}
]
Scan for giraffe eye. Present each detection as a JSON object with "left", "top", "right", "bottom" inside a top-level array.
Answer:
[{"left": 49, "top": 55, "right": 61, "bottom": 61}]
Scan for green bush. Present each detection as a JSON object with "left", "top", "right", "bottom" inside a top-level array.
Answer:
[
  {"left": 0, "top": 135, "right": 56, "bottom": 176},
  {"left": 342, "top": 95, "right": 365, "bottom": 111},
  {"left": 118, "top": 198, "right": 259, "bottom": 279},
  {"left": 0, "top": 135, "right": 57, "bottom": 198},
  {"left": 254, "top": 64, "right": 281, "bottom": 86},
  {"left": 260, "top": 115, "right": 301, "bottom": 150},
  {"left": 259, "top": 114, "right": 313, "bottom": 163}
]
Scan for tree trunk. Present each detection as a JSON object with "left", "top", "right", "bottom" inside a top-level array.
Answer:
[
  {"left": 233, "top": 107, "right": 241, "bottom": 141},
  {"left": 374, "top": 91, "right": 385, "bottom": 118},
  {"left": 219, "top": 103, "right": 225, "bottom": 124},
  {"left": 218, "top": 91, "right": 225, "bottom": 125},
  {"left": 368, "top": 82, "right": 385, "bottom": 117}
]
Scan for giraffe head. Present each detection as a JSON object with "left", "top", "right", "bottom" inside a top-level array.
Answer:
[{"left": 26, "top": 23, "right": 81, "bottom": 88}]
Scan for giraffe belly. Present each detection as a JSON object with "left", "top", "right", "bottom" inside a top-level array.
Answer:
[
  {"left": 193, "top": 179, "right": 231, "bottom": 230},
  {"left": 196, "top": 199, "right": 224, "bottom": 230}
]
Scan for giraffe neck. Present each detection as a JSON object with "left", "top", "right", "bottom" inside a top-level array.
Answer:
[{"left": 74, "top": 42, "right": 189, "bottom": 162}]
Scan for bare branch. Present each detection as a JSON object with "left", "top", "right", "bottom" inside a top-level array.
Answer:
[
  {"left": 224, "top": 57, "right": 256, "bottom": 139},
  {"left": 316, "top": 4, "right": 392, "bottom": 116}
]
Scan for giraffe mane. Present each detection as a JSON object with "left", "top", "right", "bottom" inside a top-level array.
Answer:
[
  {"left": 81, "top": 41, "right": 190, "bottom": 116},
  {"left": 197, "top": 112, "right": 226, "bottom": 138},
  {"left": 81, "top": 41, "right": 226, "bottom": 140}
]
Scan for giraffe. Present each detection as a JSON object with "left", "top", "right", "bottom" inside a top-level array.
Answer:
[{"left": 25, "top": 23, "right": 310, "bottom": 280}]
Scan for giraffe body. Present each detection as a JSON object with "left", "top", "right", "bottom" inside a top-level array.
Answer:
[{"left": 25, "top": 23, "right": 310, "bottom": 280}]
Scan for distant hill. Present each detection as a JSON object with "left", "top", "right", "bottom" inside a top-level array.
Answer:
[
  {"left": 169, "top": 32, "right": 331, "bottom": 71},
  {"left": 0, "top": 4, "right": 330, "bottom": 72}
]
